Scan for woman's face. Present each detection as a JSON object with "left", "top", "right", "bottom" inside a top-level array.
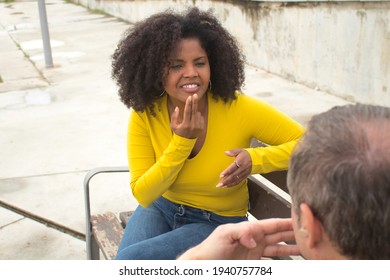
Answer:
[{"left": 163, "top": 38, "right": 210, "bottom": 105}]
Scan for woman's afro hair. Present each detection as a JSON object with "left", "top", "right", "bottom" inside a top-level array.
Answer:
[{"left": 112, "top": 7, "right": 245, "bottom": 114}]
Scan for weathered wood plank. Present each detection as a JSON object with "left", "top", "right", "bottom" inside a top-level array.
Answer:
[
  {"left": 119, "top": 211, "right": 133, "bottom": 228},
  {"left": 91, "top": 212, "right": 124, "bottom": 260}
]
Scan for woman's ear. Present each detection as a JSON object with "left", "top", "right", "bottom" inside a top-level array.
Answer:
[{"left": 299, "top": 203, "right": 324, "bottom": 248}]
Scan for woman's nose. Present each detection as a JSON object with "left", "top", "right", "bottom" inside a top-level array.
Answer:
[{"left": 183, "top": 65, "right": 198, "bottom": 77}]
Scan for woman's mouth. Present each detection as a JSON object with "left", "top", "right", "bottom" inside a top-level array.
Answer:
[{"left": 181, "top": 83, "right": 200, "bottom": 93}]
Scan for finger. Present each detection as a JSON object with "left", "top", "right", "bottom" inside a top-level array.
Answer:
[
  {"left": 255, "top": 218, "right": 294, "bottom": 236},
  {"left": 182, "top": 95, "right": 192, "bottom": 123},
  {"left": 224, "top": 164, "right": 253, "bottom": 186},
  {"left": 170, "top": 106, "right": 180, "bottom": 128},
  {"left": 249, "top": 219, "right": 293, "bottom": 243},
  {"left": 263, "top": 244, "right": 301, "bottom": 257},
  {"left": 225, "top": 149, "right": 241, "bottom": 158},
  {"left": 237, "top": 231, "right": 257, "bottom": 249},
  {"left": 191, "top": 94, "right": 199, "bottom": 121},
  {"left": 219, "top": 162, "right": 240, "bottom": 178},
  {"left": 264, "top": 230, "right": 296, "bottom": 246},
  {"left": 225, "top": 222, "right": 257, "bottom": 249},
  {"left": 220, "top": 149, "right": 246, "bottom": 178},
  {"left": 217, "top": 170, "right": 246, "bottom": 188}
]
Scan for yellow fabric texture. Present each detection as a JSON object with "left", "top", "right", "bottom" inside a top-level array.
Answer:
[{"left": 127, "top": 92, "right": 304, "bottom": 216}]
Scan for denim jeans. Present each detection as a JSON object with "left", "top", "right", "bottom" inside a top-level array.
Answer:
[{"left": 114, "top": 196, "right": 247, "bottom": 260}]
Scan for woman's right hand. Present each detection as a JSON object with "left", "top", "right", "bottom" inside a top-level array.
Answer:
[{"left": 170, "top": 94, "right": 205, "bottom": 139}]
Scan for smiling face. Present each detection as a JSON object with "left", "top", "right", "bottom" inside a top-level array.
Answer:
[{"left": 163, "top": 38, "right": 210, "bottom": 108}]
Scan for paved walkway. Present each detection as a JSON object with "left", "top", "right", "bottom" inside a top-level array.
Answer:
[{"left": 0, "top": 0, "right": 350, "bottom": 259}]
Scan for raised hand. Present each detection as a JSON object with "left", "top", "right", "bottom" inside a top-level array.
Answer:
[{"left": 170, "top": 94, "right": 205, "bottom": 139}]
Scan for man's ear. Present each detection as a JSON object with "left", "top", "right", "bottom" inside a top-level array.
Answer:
[{"left": 299, "top": 203, "right": 323, "bottom": 248}]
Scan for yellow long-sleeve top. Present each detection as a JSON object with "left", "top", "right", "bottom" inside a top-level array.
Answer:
[{"left": 128, "top": 92, "right": 304, "bottom": 216}]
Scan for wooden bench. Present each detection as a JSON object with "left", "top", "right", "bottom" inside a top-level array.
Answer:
[{"left": 84, "top": 167, "right": 292, "bottom": 260}]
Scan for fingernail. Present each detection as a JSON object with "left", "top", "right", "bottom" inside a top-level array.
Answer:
[
  {"left": 216, "top": 183, "right": 223, "bottom": 188},
  {"left": 220, "top": 174, "right": 225, "bottom": 178}
]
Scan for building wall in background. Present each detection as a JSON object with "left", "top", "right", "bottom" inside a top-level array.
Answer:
[{"left": 73, "top": 0, "right": 390, "bottom": 106}]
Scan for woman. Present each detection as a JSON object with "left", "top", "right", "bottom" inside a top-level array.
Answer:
[{"left": 112, "top": 7, "right": 304, "bottom": 259}]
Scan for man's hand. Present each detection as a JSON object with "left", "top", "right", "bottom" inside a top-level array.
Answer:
[{"left": 178, "top": 218, "right": 300, "bottom": 260}]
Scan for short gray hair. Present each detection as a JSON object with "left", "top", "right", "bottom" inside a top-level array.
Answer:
[{"left": 287, "top": 103, "right": 390, "bottom": 259}]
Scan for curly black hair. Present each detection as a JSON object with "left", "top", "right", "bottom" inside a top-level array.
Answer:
[{"left": 112, "top": 7, "right": 245, "bottom": 114}]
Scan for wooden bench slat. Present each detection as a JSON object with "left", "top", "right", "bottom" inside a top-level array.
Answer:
[
  {"left": 91, "top": 212, "right": 125, "bottom": 260},
  {"left": 119, "top": 211, "right": 133, "bottom": 228}
]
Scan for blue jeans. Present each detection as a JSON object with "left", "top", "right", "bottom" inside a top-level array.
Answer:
[{"left": 114, "top": 196, "right": 247, "bottom": 260}]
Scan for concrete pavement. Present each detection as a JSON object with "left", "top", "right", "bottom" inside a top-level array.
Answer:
[{"left": 0, "top": 0, "right": 350, "bottom": 259}]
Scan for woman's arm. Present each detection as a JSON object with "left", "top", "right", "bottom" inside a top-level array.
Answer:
[
  {"left": 217, "top": 95, "right": 304, "bottom": 188},
  {"left": 128, "top": 110, "right": 196, "bottom": 207},
  {"left": 244, "top": 96, "right": 304, "bottom": 174}
]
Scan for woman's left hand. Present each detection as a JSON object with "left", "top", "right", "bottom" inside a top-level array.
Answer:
[{"left": 216, "top": 149, "right": 252, "bottom": 188}]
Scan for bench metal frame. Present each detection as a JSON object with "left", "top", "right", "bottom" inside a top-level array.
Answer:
[{"left": 84, "top": 166, "right": 129, "bottom": 260}]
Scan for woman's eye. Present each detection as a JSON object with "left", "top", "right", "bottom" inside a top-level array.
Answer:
[{"left": 171, "top": 64, "right": 182, "bottom": 69}]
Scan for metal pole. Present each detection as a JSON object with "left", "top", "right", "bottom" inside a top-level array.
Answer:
[{"left": 37, "top": 0, "right": 53, "bottom": 68}]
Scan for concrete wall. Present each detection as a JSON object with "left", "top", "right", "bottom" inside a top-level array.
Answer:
[{"left": 72, "top": 0, "right": 390, "bottom": 106}]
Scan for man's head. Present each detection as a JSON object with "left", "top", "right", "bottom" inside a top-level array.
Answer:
[{"left": 287, "top": 103, "right": 390, "bottom": 259}]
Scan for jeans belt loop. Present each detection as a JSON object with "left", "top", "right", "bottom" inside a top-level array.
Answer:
[{"left": 178, "top": 205, "right": 185, "bottom": 215}]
